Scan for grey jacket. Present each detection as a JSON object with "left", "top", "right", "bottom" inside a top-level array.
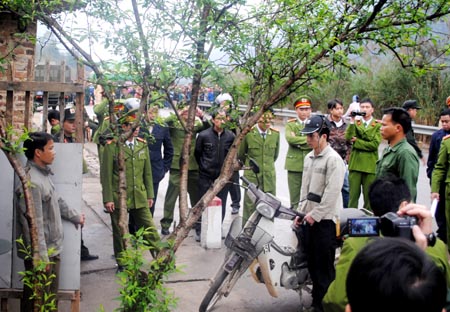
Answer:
[
  {"left": 299, "top": 145, "right": 346, "bottom": 222},
  {"left": 15, "top": 161, "right": 81, "bottom": 262}
]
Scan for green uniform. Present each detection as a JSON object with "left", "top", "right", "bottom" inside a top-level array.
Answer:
[
  {"left": 101, "top": 138, "right": 159, "bottom": 263},
  {"left": 238, "top": 126, "right": 280, "bottom": 220},
  {"left": 431, "top": 135, "right": 450, "bottom": 246},
  {"left": 160, "top": 114, "right": 206, "bottom": 231},
  {"left": 323, "top": 237, "right": 450, "bottom": 312},
  {"left": 345, "top": 119, "right": 381, "bottom": 209},
  {"left": 376, "top": 138, "right": 419, "bottom": 202},
  {"left": 284, "top": 118, "right": 312, "bottom": 208}
]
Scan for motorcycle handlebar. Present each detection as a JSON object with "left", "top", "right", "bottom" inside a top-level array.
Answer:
[{"left": 240, "top": 176, "right": 251, "bottom": 186}]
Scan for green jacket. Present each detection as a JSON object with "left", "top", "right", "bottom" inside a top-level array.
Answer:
[
  {"left": 432, "top": 135, "right": 450, "bottom": 192},
  {"left": 284, "top": 118, "right": 311, "bottom": 172},
  {"left": 376, "top": 138, "right": 420, "bottom": 201},
  {"left": 345, "top": 119, "right": 381, "bottom": 174},
  {"left": 101, "top": 138, "right": 154, "bottom": 209},
  {"left": 323, "top": 237, "right": 450, "bottom": 312},
  {"left": 238, "top": 126, "right": 280, "bottom": 193},
  {"left": 165, "top": 114, "right": 206, "bottom": 171}
]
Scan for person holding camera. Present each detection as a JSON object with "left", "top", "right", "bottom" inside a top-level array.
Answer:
[
  {"left": 345, "top": 98, "right": 381, "bottom": 209},
  {"left": 345, "top": 238, "right": 447, "bottom": 312},
  {"left": 323, "top": 175, "right": 450, "bottom": 312}
]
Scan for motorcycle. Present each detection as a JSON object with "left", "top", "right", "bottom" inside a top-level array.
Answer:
[{"left": 199, "top": 163, "right": 367, "bottom": 312}]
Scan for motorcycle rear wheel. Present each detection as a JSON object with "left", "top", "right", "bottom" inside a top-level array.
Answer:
[{"left": 199, "top": 269, "right": 229, "bottom": 312}]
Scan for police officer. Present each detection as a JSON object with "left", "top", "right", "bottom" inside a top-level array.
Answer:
[
  {"left": 140, "top": 106, "right": 174, "bottom": 216},
  {"left": 160, "top": 104, "right": 207, "bottom": 237},
  {"left": 345, "top": 98, "right": 381, "bottom": 209},
  {"left": 238, "top": 109, "right": 280, "bottom": 221},
  {"left": 284, "top": 96, "right": 312, "bottom": 209},
  {"left": 101, "top": 110, "right": 160, "bottom": 270}
]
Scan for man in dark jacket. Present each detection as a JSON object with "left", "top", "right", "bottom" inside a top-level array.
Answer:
[
  {"left": 195, "top": 109, "right": 235, "bottom": 239},
  {"left": 140, "top": 106, "right": 174, "bottom": 217}
]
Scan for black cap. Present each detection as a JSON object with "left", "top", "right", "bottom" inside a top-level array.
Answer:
[
  {"left": 301, "top": 115, "right": 327, "bottom": 134},
  {"left": 402, "top": 100, "right": 421, "bottom": 110},
  {"left": 64, "top": 107, "right": 76, "bottom": 121}
]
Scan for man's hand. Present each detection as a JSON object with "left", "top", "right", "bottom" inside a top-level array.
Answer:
[
  {"left": 431, "top": 192, "right": 440, "bottom": 201},
  {"left": 304, "top": 214, "right": 315, "bottom": 226},
  {"left": 350, "top": 136, "right": 357, "bottom": 143},
  {"left": 104, "top": 202, "right": 115, "bottom": 213},
  {"left": 78, "top": 213, "right": 86, "bottom": 228},
  {"left": 148, "top": 198, "right": 154, "bottom": 208},
  {"left": 398, "top": 203, "right": 433, "bottom": 250}
]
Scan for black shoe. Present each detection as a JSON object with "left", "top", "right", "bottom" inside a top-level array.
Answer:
[
  {"left": 194, "top": 231, "right": 201, "bottom": 242},
  {"left": 161, "top": 228, "right": 170, "bottom": 236},
  {"left": 81, "top": 254, "right": 99, "bottom": 261},
  {"left": 231, "top": 207, "right": 239, "bottom": 215}
]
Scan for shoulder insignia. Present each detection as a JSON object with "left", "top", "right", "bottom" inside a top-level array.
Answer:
[
  {"left": 270, "top": 127, "right": 279, "bottom": 133},
  {"left": 443, "top": 134, "right": 450, "bottom": 141},
  {"left": 104, "top": 116, "right": 110, "bottom": 121},
  {"left": 287, "top": 118, "right": 296, "bottom": 123},
  {"left": 136, "top": 137, "right": 147, "bottom": 144},
  {"left": 356, "top": 120, "right": 362, "bottom": 126}
]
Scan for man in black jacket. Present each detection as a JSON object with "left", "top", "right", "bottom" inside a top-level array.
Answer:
[{"left": 194, "top": 109, "right": 235, "bottom": 240}]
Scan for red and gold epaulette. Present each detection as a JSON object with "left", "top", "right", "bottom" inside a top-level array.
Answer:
[
  {"left": 443, "top": 134, "right": 450, "bottom": 141},
  {"left": 136, "top": 137, "right": 147, "bottom": 144},
  {"left": 356, "top": 120, "right": 362, "bottom": 126},
  {"left": 270, "top": 127, "right": 279, "bottom": 133},
  {"left": 287, "top": 118, "right": 297, "bottom": 123}
]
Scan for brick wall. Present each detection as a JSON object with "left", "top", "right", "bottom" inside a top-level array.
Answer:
[{"left": 0, "top": 12, "right": 37, "bottom": 130}]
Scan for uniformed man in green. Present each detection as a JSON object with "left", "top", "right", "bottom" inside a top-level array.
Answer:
[
  {"left": 238, "top": 109, "right": 280, "bottom": 220},
  {"left": 376, "top": 107, "right": 419, "bottom": 201},
  {"left": 101, "top": 109, "right": 160, "bottom": 271},
  {"left": 284, "top": 96, "right": 312, "bottom": 209},
  {"left": 160, "top": 104, "right": 207, "bottom": 237},
  {"left": 345, "top": 98, "right": 381, "bottom": 209},
  {"left": 432, "top": 134, "right": 450, "bottom": 249}
]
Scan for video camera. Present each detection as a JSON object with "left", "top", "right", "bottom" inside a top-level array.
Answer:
[
  {"left": 347, "top": 212, "right": 417, "bottom": 241},
  {"left": 350, "top": 111, "right": 366, "bottom": 117}
]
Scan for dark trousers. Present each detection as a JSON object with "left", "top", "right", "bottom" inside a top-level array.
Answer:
[
  {"left": 436, "top": 181, "right": 447, "bottom": 243},
  {"left": 229, "top": 171, "right": 241, "bottom": 209},
  {"left": 149, "top": 178, "right": 161, "bottom": 216},
  {"left": 303, "top": 220, "right": 336, "bottom": 311},
  {"left": 195, "top": 174, "right": 230, "bottom": 233},
  {"left": 22, "top": 255, "right": 60, "bottom": 312}
]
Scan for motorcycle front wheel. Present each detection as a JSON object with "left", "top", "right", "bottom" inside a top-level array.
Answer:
[{"left": 199, "top": 269, "right": 229, "bottom": 312}]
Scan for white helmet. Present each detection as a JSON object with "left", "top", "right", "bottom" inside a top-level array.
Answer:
[
  {"left": 124, "top": 97, "right": 140, "bottom": 112},
  {"left": 215, "top": 93, "right": 233, "bottom": 105}
]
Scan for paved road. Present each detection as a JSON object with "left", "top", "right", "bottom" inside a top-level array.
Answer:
[{"left": 33, "top": 107, "right": 432, "bottom": 312}]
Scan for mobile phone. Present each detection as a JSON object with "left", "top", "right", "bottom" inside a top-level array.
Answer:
[{"left": 347, "top": 218, "right": 380, "bottom": 237}]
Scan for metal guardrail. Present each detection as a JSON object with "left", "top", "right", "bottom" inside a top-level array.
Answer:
[{"left": 196, "top": 101, "right": 439, "bottom": 136}]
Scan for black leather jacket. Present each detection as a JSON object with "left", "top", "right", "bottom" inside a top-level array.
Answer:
[{"left": 195, "top": 127, "right": 235, "bottom": 179}]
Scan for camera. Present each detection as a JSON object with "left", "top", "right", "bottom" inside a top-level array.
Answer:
[
  {"left": 350, "top": 111, "right": 366, "bottom": 117},
  {"left": 347, "top": 212, "right": 417, "bottom": 241}
]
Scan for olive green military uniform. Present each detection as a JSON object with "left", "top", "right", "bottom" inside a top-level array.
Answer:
[
  {"left": 345, "top": 119, "right": 381, "bottom": 209},
  {"left": 284, "top": 118, "right": 312, "bottom": 208},
  {"left": 323, "top": 237, "right": 450, "bottom": 312},
  {"left": 160, "top": 114, "right": 206, "bottom": 231},
  {"left": 376, "top": 138, "right": 419, "bottom": 202},
  {"left": 238, "top": 125, "right": 280, "bottom": 221},
  {"left": 101, "top": 138, "right": 159, "bottom": 263},
  {"left": 431, "top": 135, "right": 450, "bottom": 246}
]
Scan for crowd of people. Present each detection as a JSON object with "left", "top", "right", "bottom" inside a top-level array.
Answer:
[{"left": 18, "top": 87, "right": 450, "bottom": 311}]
